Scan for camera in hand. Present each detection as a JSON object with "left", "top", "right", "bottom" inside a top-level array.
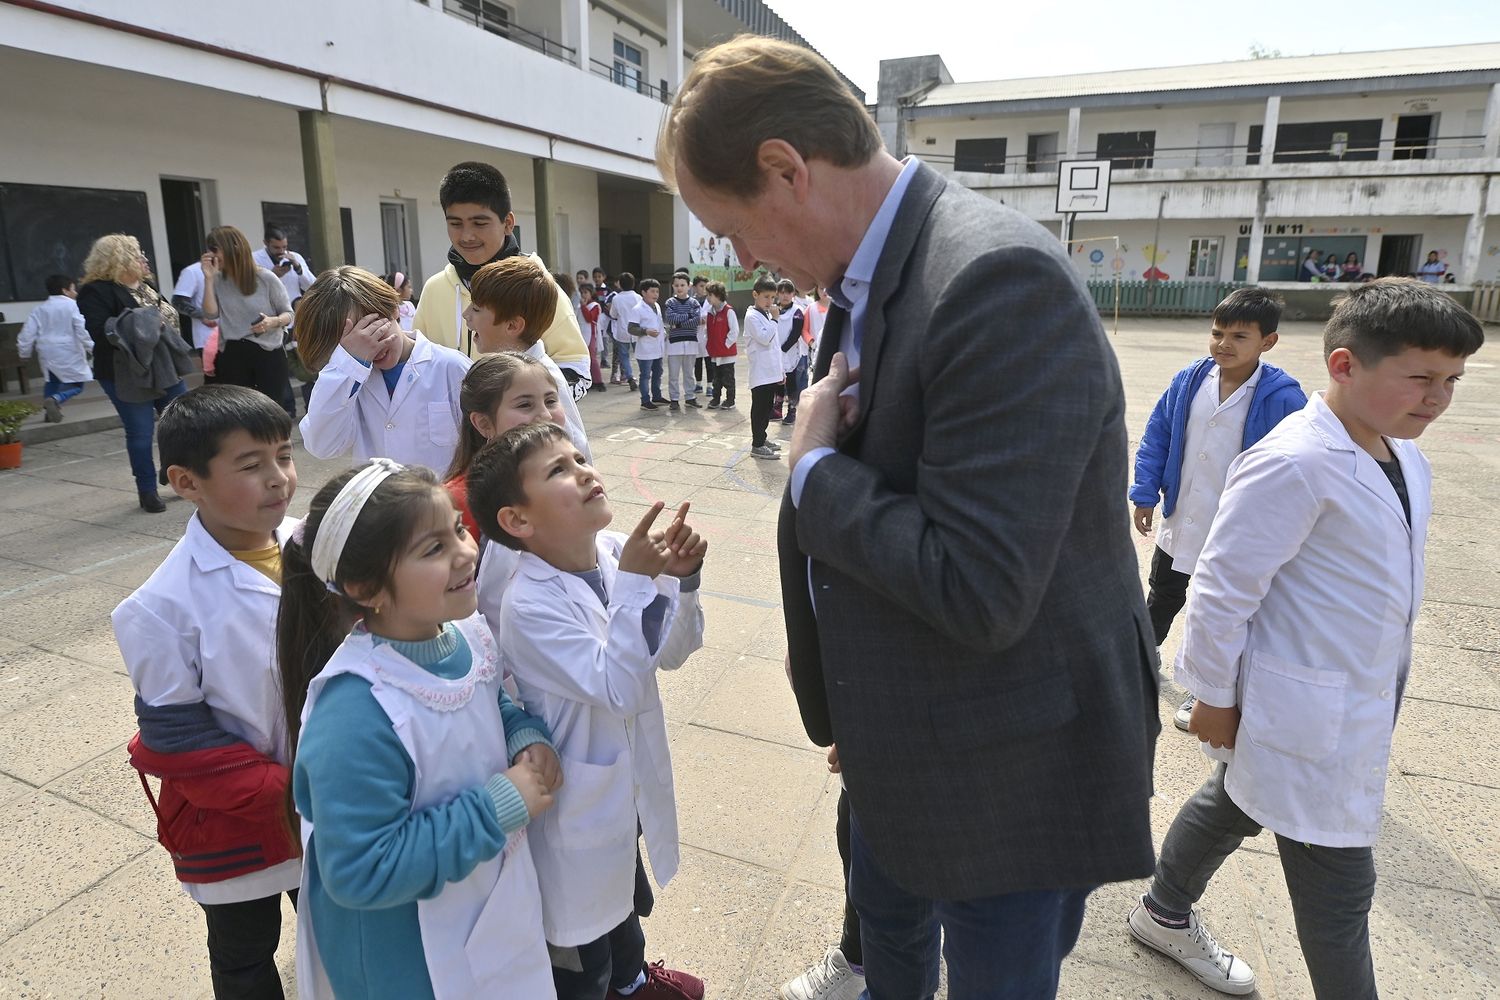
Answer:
[{"left": 278, "top": 257, "right": 293, "bottom": 269}]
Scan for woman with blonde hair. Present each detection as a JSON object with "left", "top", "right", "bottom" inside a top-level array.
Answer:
[
  {"left": 200, "top": 225, "right": 295, "bottom": 416},
  {"left": 77, "top": 233, "right": 188, "bottom": 511}
]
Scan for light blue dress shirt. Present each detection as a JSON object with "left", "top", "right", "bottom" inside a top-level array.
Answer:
[{"left": 791, "top": 156, "right": 921, "bottom": 507}]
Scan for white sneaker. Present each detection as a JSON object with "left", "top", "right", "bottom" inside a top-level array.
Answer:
[
  {"left": 1128, "top": 896, "right": 1256, "bottom": 995},
  {"left": 780, "top": 947, "right": 865, "bottom": 1000},
  {"left": 1174, "top": 695, "right": 1196, "bottom": 732}
]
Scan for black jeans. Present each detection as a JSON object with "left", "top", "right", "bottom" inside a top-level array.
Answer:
[
  {"left": 217, "top": 339, "right": 294, "bottom": 418},
  {"left": 1146, "top": 544, "right": 1192, "bottom": 645},
  {"left": 199, "top": 889, "right": 297, "bottom": 1000},
  {"left": 551, "top": 853, "right": 653, "bottom": 1000},
  {"left": 750, "top": 383, "right": 777, "bottom": 447},
  {"left": 710, "top": 360, "right": 736, "bottom": 406}
]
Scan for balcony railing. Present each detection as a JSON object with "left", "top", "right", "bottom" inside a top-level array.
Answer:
[
  {"left": 441, "top": 0, "right": 576, "bottom": 64},
  {"left": 590, "top": 57, "right": 673, "bottom": 103},
  {"left": 935, "top": 133, "right": 1493, "bottom": 174}
]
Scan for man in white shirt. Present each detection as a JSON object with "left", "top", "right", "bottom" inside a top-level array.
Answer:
[{"left": 253, "top": 227, "right": 315, "bottom": 413}]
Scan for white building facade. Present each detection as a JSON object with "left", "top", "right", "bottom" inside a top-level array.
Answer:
[
  {"left": 875, "top": 44, "right": 1500, "bottom": 290},
  {"left": 0, "top": 0, "right": 853, "bottom": 317}
]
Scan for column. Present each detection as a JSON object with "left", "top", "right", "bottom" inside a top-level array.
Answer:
[
  {"left": 1482, "top": 82, "right": 1500, "bottom": 159},
  {"left": 1066, "top": 106, "right": 1081, "bottom": 159},
  {"left": 298, "top": 109, "right": 343, "bottom": 269},
  {"left": 1246, "top": 179, "right": 1269, "bottom": 284},
  {"left": 1459, "top": 175, "right": 1491, "bottom": 285},
  {"left": 533, "top": 157, "right": 557, "bottom": 267},
  {"left": 562, "top": 0, "right": 589, "bottom": 72},
  {"left": 666, "top": 0, "right": 684, "bottom": 93},
  {"left": 1258, "top": 95, "right": 1281, "bottom": 165},
  {"left": 672, "top": 198, "right": 690, "bottom": 273}
]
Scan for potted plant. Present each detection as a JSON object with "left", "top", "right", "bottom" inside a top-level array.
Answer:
[{"left": 0, "top": 400, "right": 40, "bottom": 469}]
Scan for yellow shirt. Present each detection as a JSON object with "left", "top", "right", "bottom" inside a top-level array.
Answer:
[{"left": 230, "top": 542, "right": 283, "bottom": 583}]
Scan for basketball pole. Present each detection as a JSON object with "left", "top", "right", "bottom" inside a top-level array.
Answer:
[{"left": 1063, "top": 234, "right": 1123, "bottom": 336}]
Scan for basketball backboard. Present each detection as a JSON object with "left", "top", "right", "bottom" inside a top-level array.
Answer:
[{"left": 1056, "top": 159, "right": 1112, "bottom": 214}]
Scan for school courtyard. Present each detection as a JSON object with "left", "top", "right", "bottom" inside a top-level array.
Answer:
[{"left": 0, "top": 317, "right": 1496, "bottom": 999}]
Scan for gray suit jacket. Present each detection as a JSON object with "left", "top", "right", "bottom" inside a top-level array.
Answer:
[{"left": 777, "top": 161, "right": 1160, "bottom": 900}]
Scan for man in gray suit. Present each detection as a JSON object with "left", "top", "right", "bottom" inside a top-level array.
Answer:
[{"left": 661, "top": 38, "right": 1161, "bottom": 1000}]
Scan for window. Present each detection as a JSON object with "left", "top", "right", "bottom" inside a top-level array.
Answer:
[
  {"left": 1186, "top": 237, "right": 1222, "bottom": 280},
  {"left": 1026, "top": 132, "right": 1059, "bottom": 172},
  {"left": 380, "top": 200, "right": 417, "bottom": 278},
  {"left": 1195, "top": 123, "right": 1236, "bottom": 167},
  {"left": 613, "top": 38, "right": 645, "bottom": 95},
  {"left": 954, "top": 137, "right": 1008, "bottom": 174},
  {"left": 443, "top": 0, "right": 512, "bottom": 38},
  {"left": 1248, "top": 120, "right": 1380, "bottom": 164},
  {"left": 1393, "top": 114, "right": 1437, "bottom": 160},
  {"left": 1096, "top": 131, "right": 1156, "bottom": 169}
]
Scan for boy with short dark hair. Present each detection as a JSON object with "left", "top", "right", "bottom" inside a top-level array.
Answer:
[
  {"left": 702, "top": 280, "right": 739, "bottom": 410},
  {"left": 19, "top": 273, "right": 91, "bottom": 423},
  {"left": 1129, "top": 286, "right": 1306, "bottom": 730},
  {"left": 663, "top": 272, "right": 703, "bottom": 411},
  {"left": 744, "top": 276, "right": 783, "bottom": 459},
  {"left": 1126, "top": 278, "right": 1484, "bottom": 998},
  {"left": 629, "top": 278, "right": 666, "bottom": 410},
  {"left": 467, "top": 422, "right": 707, "bottom": 1000},
  {"left": 114, "top": 384, "right": 301, "bottom": 998}
]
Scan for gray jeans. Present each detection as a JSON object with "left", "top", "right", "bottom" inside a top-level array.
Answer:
[
  {"left": 666, "top": 353, "right": 697, "bottom": 400},
  {"left": 1149, "top": 763, "right": 1378, "bottom": 1000}
]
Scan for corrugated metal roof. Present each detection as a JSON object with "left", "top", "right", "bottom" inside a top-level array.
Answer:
[{"left": 915, "top": 42, "right": 1500, "bottom": 107}]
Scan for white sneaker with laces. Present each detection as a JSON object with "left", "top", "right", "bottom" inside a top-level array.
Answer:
[
  {"left": 1174, "top": 695, "right": 1196, "bottom": 732},
  {"left": 1128, "top": 896, "right": 1256, "bottom": 995},
  {"left": 780, "top": 947, "right": 865, "bottom": 1000}
]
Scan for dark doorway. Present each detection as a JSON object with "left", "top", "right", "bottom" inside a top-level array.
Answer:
[
  {"left": 1377, "top": 235, "right": 1421, "bottom": 276},
  {"left": 620, "top": 234, "right": 644, "bottom": 277},
  {"left": 160, "top": 178, "right": 207, "bottom": 285},
  {"left": 1393, "top": 115, "right": 1436, "bottom": 160}
]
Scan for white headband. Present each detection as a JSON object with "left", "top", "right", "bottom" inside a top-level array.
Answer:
[{"left": 310, "top": 458, "right": 404, "bottom": 590}]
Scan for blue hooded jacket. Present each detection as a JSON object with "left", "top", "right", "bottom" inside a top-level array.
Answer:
[{"left": 1129, "top": 358, "right": 1307, "bottom": 517}]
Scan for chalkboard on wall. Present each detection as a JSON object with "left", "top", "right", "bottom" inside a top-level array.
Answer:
[
  {"left": 0, "top": 184, "right": 156, "bottom": 301},
  {"left": 261, "top": 202, "right": 356, "bottom": 271}
]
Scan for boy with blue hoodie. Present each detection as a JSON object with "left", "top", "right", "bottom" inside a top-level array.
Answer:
[{"left": 1130, "top": 287, "right": 1306, "bottom": 730}]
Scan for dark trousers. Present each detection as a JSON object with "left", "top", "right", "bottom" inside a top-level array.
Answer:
[
  {"left": 551, "top": 853, "right": 654, "bottom": 1000},
  {"left": 849, "top": 812, "right": 1090, "bottom": 1000},
  {"left": 784, "top": 356, "right": 809, "bottom": 413},
  {"left": 1146, "top": 544, "right": 1192, "bottom": 645},
  {"left": 199, "top": 889, "right": 297, "bottom": 1000},
  {"left": 217, "top": 340, "right": 294, "bottom": 419},
  {"left": 750, "top": 383, "right": 777, "bottom": 447},
  {"left": 709, "top": 360, "right": 736, "bottom": 406},
  {"left": 98, "top": 377, "right": 187, "bottom": 495},
  {"left": 693, "top": 356, "right": 706, "bottom": 383},
  {"left": 835, "top": 787, "right": 862, "bottom": 966},
  {"left": 1149, "top": 764, "right": 1378, "bottom": 999}
]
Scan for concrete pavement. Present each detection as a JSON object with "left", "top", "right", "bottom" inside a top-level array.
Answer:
[{"left": 1, "top": 318, "right": 1496, "bottom": 998}]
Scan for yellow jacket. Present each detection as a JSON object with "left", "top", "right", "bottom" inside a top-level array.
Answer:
[{"left": 413, "top": 253, "right": 589, "bottom": 371}]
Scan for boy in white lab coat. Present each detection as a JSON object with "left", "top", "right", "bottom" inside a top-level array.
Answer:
[
  {"left": 466, "top": 421, "right": 707, "bottom": 1000},
  {"left": 113, "top": 385, "right": 301, "bottom": 996},
  {"left": 1126, "top": 279, "right": 1485, "bottom": 999},
  {"left": 743, "top": 276, "right": 784, "bottom": 459},
  {"left": 296, "top": 266, "right": 471, "bottom": 474},
  {"left": 18, "top": 274, "right": 91, "bottom": 422}
]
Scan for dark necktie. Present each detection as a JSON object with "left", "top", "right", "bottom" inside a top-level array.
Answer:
[{"left": 813, "top": 303, "right": 849, "bottom": 384}]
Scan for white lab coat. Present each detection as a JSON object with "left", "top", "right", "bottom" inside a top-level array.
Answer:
[
  {"left": 172, "top": 263, "right": 217, "bottom": 350},
  {"left": 300, "top": 332, "right": 470, "bottom": 474},
  {"left": 18, "top": 295, "right": 92, "bottom": 383},
  {"left": 499, "top": 534, "right": 704, "bottom": 945},
  {"left": 524, "top": 341, "right": 592, "bottom": 463},
  {"left": 609, "top": 290, "right": 641, "bottom": 345},
  {"left": 1176, "top": 393, "right": 1431, "bottom": 847},
  {"left": 743, "top": 307, "right": 783, "bottom": 388},
  {"left": 630, "top": 300, "right": 665, "bottom": 361},
  {"left": 111, "top": 514, "right": 303, "bottom": 904},
  {"left": 295, "top": 615, "right": 555, "bottom": 1000},
  {"left": 779, "top": 302, "right": 810, "bottom": 374}
]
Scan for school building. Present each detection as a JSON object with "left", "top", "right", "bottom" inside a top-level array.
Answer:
[
  {"left": 874, "top": 43, "right": 1500, "bottom": 305},
  {"left": 0, "top": 0, "right": 855, "bottom": 319}
]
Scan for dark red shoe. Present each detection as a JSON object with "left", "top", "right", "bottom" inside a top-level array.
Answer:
[{"left": 607, "top": 962, "right": 705, "bottom": 1000}]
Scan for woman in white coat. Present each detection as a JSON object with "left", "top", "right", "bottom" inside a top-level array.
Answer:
[{"left": 294, "top": 267, "right": 470, "bottom": 475}]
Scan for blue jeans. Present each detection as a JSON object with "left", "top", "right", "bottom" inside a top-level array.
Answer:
[
  {"left": 637, "top": 357, "right": 662, "bottom": 404},
  {"left": 98, "top": 377, "right": 187, "bottom": 494},
  {"left": 43, "top": 375, "right": 85, "bottom": 405},
  {"left": 612, "top": 340, "right": 632, "bottom": 381},
  {"left": 849, "top": 812, "right": 1091, "bottom": 1000}
]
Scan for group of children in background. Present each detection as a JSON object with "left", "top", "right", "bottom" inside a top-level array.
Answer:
[{"left": 115, "top": 251, "right": 710, "bottom": 1000}]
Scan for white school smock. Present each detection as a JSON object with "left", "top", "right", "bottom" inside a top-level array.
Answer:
[
  {"left": 499, "top": 534, "right": 703, "bottom": 945},
  {"left": 173, "top": 263, "right": 218, "bottom": 350},
  {"left": 1157, "top": 361, "right": 1261, "bottom": 573},
  {"left": 779, "top": 304, "right": 810, "bottom": 374},
  {"left": 300, "top": 332, "right": 470, "bottom": 474},
  {"left": 111, "top": 514, "right": 303, "bottom": 904},
  {"left": 524, "top": 341, "right": 592, "bottom": 464},
  {"left": 743, "top": 308, "right": 783, "bottom": 388},
  {"left": 1176, "top": 392, "right": 1431, "bottom": 848},
  {"left": 295, "top": 615, "right": 555, "bottom": 1000},
  {"left": 630, "top": 301, "right": 665, "bottom": 362},
  {"left": 609, "top": 290, "right": 641, "bottom": 344},
  {"left": 18, "top": 295, "right": 92, "bottom": 383}
]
